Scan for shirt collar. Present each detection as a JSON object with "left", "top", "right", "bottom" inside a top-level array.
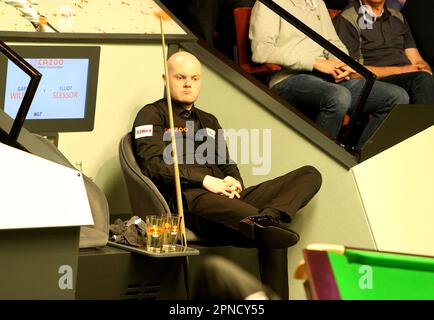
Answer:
[{"left": 171, "top": 100, "right": 195, "bottom": 118}]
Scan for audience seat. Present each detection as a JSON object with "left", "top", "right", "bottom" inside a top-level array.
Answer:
[
  {"left": 119, "top": 133, "right": 201, "bottom": 242},
  {"left": 119, "top": 132, "right": 260, "bottom": 246},
  {"left": 327, "top": 8, "right": 342, "bottom": 19},
  {"left": 234, "top": 7, "right": 282, "bottom": 75},
  {"left": 120, "top": 132, "right": 257, "bottom": 244}
]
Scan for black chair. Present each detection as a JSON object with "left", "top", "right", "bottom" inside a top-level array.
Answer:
[
  {"left": 118, "top": 133, "right": 261, "bottom": 290},
  {"left": 118, "top": 132, "right": 201, "bottom": 241},
  {"left": 119, "top": 132, "right": 254, "bottom": 243}
]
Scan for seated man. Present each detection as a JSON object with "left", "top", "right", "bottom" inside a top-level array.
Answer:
[
  {"left": 334, "top": 0, "right": 434, "bottom": 104},
  {"left": 249, "top": 0, "right": 409, "bottom": 148},
  {"left": 132, "top": 51, "right": 322, "bottom": 299}
]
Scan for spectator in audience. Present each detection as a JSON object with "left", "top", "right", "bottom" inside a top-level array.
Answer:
[
  {"left": 334, "top": 0, "right": 434, "bottom": 104},
  {"left": 249, "top": 0, "right": 408, "bottom": 149},
  {"left": 401, "top": 0, "right": 434, "bottom": 69}
]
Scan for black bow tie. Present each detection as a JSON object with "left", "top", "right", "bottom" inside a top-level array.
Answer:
[{"left": 180, "top": 110, "right": 192, "bottom": 120}]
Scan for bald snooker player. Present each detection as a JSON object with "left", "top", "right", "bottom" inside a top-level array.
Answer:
[{"left": 132, "top": 51, "right": 322, "bottom": 299}]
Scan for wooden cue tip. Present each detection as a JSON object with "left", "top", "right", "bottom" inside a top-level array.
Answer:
[{"left": 154, "top": 10, "right": 171, "bottom": 22}]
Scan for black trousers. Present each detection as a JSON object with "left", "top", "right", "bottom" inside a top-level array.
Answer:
[
  {"left": 184, "top": 165, "right": 322, "bottom": 299},
  {"left": 381, "top": 71, "right": 434, "bottom": 104},
  {"left": 193, "top": 256, "right": 281, "bottom": 300}
]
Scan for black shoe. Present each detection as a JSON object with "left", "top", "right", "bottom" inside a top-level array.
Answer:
[{"left": 237, "top": 215, "right": 300, "bottom": 248}]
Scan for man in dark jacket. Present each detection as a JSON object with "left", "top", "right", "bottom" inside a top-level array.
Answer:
[
  {"left": 334, "top": 0, "right": 434, "bottom": 104},
  {"left": 132, "top": 51, "right": 322, "bottom": 299}
]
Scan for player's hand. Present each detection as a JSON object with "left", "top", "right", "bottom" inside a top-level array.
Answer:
[
  {"left": 223, "top": 176, "right": 242, "bottom": 199},
  {"left": 227, "top": 185, "right": 241, "bottom": 199},
  {"left": 223, "top": 176, "right": 243, "bottom": 192},
  {"left": 202, "top": 175, "right": 235, "bottom": 198}
]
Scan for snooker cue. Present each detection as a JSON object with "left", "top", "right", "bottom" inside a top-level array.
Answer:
[{"left": 159, "top": 16, "right": 188, "bottom": 248}]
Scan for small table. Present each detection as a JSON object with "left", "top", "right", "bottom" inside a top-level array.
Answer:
[
  {"left": 295, "top": 244, "right": 434, "bottom": 300},
  {"left": 108, "top": 241, "right": 200, "bottom": 258}
]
